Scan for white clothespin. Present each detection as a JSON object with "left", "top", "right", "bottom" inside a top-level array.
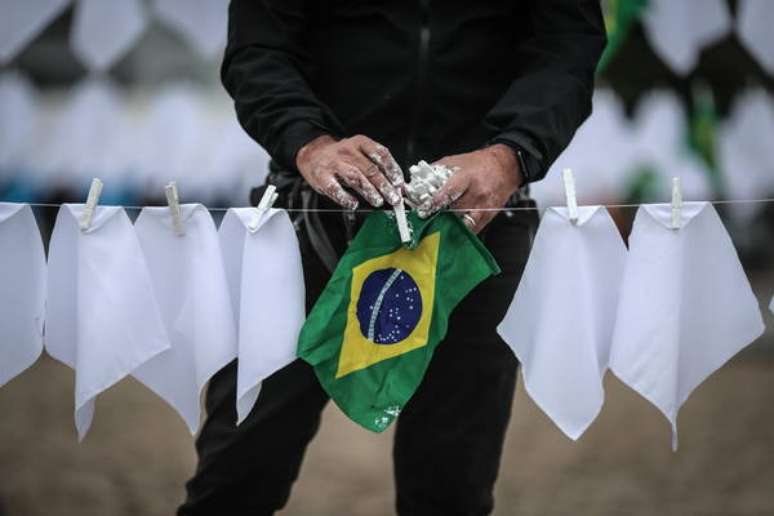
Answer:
[
  {"left": 394, "top": 197, "right": 411, "bottom": 244},
  {"left": 79, "top": 178, "right": 103, "bottom": 231},
  {"left": 562, "top": 168, "right": 579, "bottom": 225},
  {"left": 248, "top": 184, "right": 278, "bottom": 232},
  {"left": 671, "top": 177, "right": 683, "bottom": 230},
  {"left": 165, "top": 181, "right": 185, "bottom": 236}
]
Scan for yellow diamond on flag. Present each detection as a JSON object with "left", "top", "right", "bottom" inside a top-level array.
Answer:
[{"left": 335, "top": 231, "right": 440, "bottom": 378}]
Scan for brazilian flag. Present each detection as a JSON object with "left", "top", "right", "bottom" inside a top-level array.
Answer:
[{"left": 297, "top": 211, "right": 500, "bottom": 432}]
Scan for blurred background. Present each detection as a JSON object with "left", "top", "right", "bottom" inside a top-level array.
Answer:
[{"left": 0, "top": 0, "right": 773, "bottom": 515}]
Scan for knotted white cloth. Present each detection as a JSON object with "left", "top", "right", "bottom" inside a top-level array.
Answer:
[
  {"left": 497, "top": 206, "right": 627, "bottom": 440},
  {"left": 219, "top": 208, "right": 305, "bottom": 424},
  {"left": 46, "top": 204, "right": 170, "bottom": 440},
  {"left": 0, "top": 203, "right": 46, "bottom": 386},
  {"left": 610, "top": 202, "right": 765, "bottom": 450},
  {"left": 132, "top": 204, "right": 237, "bottom": 434}
]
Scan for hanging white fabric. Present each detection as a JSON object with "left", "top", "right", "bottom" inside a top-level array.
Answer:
[
  {"left": 642, "top": 0, "right": 731, "bottom": 76},
  {"left": 131, "top": 204, "right": 238, "bottom": 434},
  {"left": 609, "top": 202, "right": 764, "bottom": 450},
  {"left": 46, "top": 204, "right": 170, "bottom": 440},
  {"left": 0, "top": 72, "right": 38, "bottom": 176},
  {"left": 150, "top": 0, "right": 228, "bottom": 59},
  {"left": 737, "top": 0, "right": 774, "bottom": 76},
  {"left": 0, "top": 203, "right": 46, "bottom": 387},
  {"left": 497, "top": 206, "right": 627, "bottom": 440},
  {"left": 70, "top": 0, "right": 147, "bottom": 72},
  {"left": 219, "top": 207, "right": 306, "bottom": 424},
  {"left": 0, "top": 0, "right": 71, "bottom": 64}
]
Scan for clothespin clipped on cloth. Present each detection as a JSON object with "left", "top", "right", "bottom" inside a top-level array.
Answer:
[
  {"left": 671, "top": 177, "right": 683, "bottom": 230},
  {"left": 79, "top": 178, "right": 103, "bottom": 231},
  {"left": 165, "top": 181, "right": 185, "bottom": 236},
  {"left": 248, "top": 184, "right": 278, "bottom": 233},
  {"left": 562, "top": 168, "right": 579, "bottom": 225},
  {"left": 394, "top": 198, "right": 411, "bottom": 244}
]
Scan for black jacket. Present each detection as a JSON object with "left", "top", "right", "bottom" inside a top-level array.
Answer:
[{"left": 221, "top": 0, "right": 606, "bottom": 183}]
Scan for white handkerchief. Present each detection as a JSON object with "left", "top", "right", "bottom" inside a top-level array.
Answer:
[
  {"left": 46, "top": 204, "right": 170, "bottom": 440},
  {"left": 497, "top": 206, "right": 627, "bottom": 439},
  {"left": 132, "top": 205, "right": 237, "bottom": 433},
  {"left": 737, "top": 0, "right": 774, "bottom": 75},
  {"left": 150, "top": 0, "right": 228, "bottom": 59},
  {"left": 219, "top": 208, "right": 305, "bottom": 424},
  {"left": 610, "top": 202, "right": 765, "bottom": 450},
  {"left": 0, "top": 0, "right": 70, "bottom": 64},
  {"left": 70, "top": 0, "right": 147, "bottom": 72},
  {"left": 642, "top": 0, "right": 731, "bottom": 75},
  {"left": 0, "top": 203, "right": 46, "bottom": 386}
]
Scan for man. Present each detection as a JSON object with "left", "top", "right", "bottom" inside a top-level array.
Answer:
[{"left": 179, "top": 1, "right": 606, "bottom": 514}]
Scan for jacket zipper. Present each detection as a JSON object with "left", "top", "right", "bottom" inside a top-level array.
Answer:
[{"left": 406, "top": 0, "right": 431, "bottom": 167}]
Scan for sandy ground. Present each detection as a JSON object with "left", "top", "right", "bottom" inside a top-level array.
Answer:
[{"left": 1, "top": 353, "right": 773, "bottom": 515}]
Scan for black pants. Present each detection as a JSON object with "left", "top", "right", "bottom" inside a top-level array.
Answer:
[{"left": 178, "top": 207, "right": 537, "bottom": 516}]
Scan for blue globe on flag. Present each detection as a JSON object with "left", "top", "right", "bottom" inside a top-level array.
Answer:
[{"left": 356, "top": 268, "right": 423, "bottom": 345}]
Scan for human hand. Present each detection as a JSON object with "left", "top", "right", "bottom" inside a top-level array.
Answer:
[
  {"left": 417, "top": 144, "right": 523, "bottom": 233},
  {"left": 295, "top": 134, "right": 404, "bottom": 209}
]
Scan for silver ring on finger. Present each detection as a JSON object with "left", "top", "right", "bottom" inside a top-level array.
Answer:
[{"left": 462, "top": 213, "right": 476, "bottom": 228}]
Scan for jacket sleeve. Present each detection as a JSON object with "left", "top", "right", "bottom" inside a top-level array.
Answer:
[
  {"left": 486, "top": 0, "right": 607, "bottom": 183},
  {"left": 221, "top": 0, "right": 340, "bottom": 172}
]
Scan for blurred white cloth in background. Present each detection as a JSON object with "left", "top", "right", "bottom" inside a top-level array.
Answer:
[
  {"left": 497, "top": 206, "right": 627, "bottom": 440},
  {"left": 0, "top": 72, "right": 38, "bottom": 178},
  {"left": 642, "top": 0, "right": 731, "bottom": 75},
  {"left": 132, "top": 204, "right": 237, "bottom": 434},
  {"left": 737, "top": 0, "right": 774, "bottom": 75},
  {"left": 610, "top": 202, "right": 764, "bottom": 450},
  {"left": 46, "top": 204, "right": 170, "bottom": 440},
  {"left": 0, "top": 0, "right": 70, "bottom": 64},
  {"left": 150, "top": 0, "right": 228, "bottom": 59},
  {"left": 70, "top": 0, "right": 147, "bottom": 72},
  {"left": 0, "top": 203, "right": 46, "bottom": 387},
  {"left": 718, "top": 90, "right": 774, "bottom": 222},
  {"left": 219, "top": 208, "right": 306, "bottom": 424}
]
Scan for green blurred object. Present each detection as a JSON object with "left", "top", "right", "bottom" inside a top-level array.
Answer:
[
  {"left": 688, "top": 83, "right": 726, "bottom": 196},
  {"left": 597, "top": 0, "right": 649, "bottom": 75},
  {"left": 623, "top": 164, "right": 662, "bottom": 204}
]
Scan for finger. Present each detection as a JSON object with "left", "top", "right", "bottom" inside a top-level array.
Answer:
[
  {"left": 357, "top": 138, "right": 405, "bottom": 187},
  {"left": 320, "top": 176, "right": 359, "bottom": 210},
  {"left": 418, "top": 172, "right": 470, "bottom": 218},
  {"left": 337, "top": 165, "right": 385, "bottom": 207},
  {"left": 353, "top": 154, "right": 402, "bottom": 206}
]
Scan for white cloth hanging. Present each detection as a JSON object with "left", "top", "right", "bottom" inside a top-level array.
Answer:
[
  {"left": 0, "top": 203, "right": 46, "bottom": 387},
  {"left": 46, "top": 204, "right": 170, "bottom": 440},
  {"left": 131, "top": 204, "right": 237, "bottom": 434},
  {"left": 497, "top": 206, "right": 627, "bottom": 440},
  {"left": 642, "top": 0, "right": 731, "bottom": 76},
  {"left": 70, "top": 0, "right": 147, "bottom": 72},
  {"left": 609, "top": 202, "right": 764, "bottom": 450},
  {"left": 219, "top": 207, "right": 305, "bottom": 424},
  {"left": 0, "top": 0, "right": 71, "bottom": 64},
  {"left": 0, "top": 72, "right": 38, "bottom": 176},
  {"left": 737, "top": 0, "right": 774, "bottom": 76},
  {"left": 150, "top": 0, "right": 228, "bottom": 59}
]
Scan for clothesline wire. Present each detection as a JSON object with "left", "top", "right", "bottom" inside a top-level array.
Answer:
[{"left": 10, "top": 197, "right": 774, "bottom": 213}]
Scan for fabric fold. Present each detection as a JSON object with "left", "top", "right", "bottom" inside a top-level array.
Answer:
[
  {"left": 219, "top": 207, "right": 306, "bottom": 424},
  {"left": 609, "top": 202, "right": 765, "bottom": 450},
  {"left": 46, "top": 204, "right": 170, "bottom": 440},
  {"left": 0, "top": 203, "right": 46, "bottom": 387},
  {"left": 497, "top": 206, "right": 627, "bottom": 440},
  {"left": 132, "top": 204, "right": 237, "bottom": 434}
]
